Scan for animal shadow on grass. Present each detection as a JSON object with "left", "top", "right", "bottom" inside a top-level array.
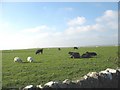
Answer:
[{"left": 22, "top": 61, "right": 42, "bottom": 63}]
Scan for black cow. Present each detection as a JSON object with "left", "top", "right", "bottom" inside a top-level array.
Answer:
[
  {"left": 74, "top": 47, "right": 78, "bottom": 50},
  {"left": 81, "top": 52, "right": 97, "bottom": 58},
  {"left": 35, "top": 49, "right": 43, "bottom": 54},
  {"left": 81, "top": 53, "right": 92, "bottom": 58},
  {"left": 86, "top": 52, "right": 97, "bottom": 56},
  {"left": 68, "top": 52, "right": 74, "bottom": 55},
  {"left": 68, "top": 52, "right": 80, "bottom": 58},
  {"left": 58, "top": 48, "right": 61, "bottom": 50}
]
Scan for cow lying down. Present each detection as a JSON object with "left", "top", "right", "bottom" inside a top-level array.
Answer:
[
  {"left": 68, "top": 52, "right": 80, "bottom": 58},
  {"left": 68, "top": 51, "right": 97, "bottom": 58}
]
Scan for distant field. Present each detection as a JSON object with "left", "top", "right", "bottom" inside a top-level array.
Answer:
[{"left": 2, "top": 46, "right": 119, "bottom": 88}]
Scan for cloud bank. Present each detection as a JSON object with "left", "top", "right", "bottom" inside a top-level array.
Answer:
[{"left": 0, "top": 10, "right": 118, "bottom": 50}]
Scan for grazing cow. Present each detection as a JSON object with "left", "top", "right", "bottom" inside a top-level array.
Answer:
[
  {"left": 68, "top": 52, "right": 74, "bottom": 55},
  {"left": 68, "top": 52, "right": 80, "bottom": 58},
  {"left": 58, "top": 48, "right": 61, "bottom": 50},
  {"left": 74, "top": 47, "right": 78, "bottom": 50},
  {"left": 86, "top": 52, "right": 97, "bottom": 56},
  {"left": 35, "top": 49, "right": 43, "bottom": 54},
  {"left": 68, "top": 52, "right": 75, "bottom": 57}
]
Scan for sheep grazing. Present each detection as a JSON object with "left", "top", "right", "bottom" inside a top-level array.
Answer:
[
  {"left": 14, "top": 57, "right": 22, "bottom": 62},
  {"left": 27, "top": 57, "right": 34, "bottom": 62}
]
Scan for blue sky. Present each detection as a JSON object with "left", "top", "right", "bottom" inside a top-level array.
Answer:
[{"left": 0, "top": 2, "right": 118, "bottom": 50}]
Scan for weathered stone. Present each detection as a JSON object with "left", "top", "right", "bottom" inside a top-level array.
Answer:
[
  {"left": 21, "top": 68, "right": 120, "bottom": 89},
  {"left": 86, "top": 72, "right": 99, "bottom": 79},
  {"left": 22, "top": 85, "right": 35, "bottom": 90},
  {"left": 36, "top": 84, "right": 43, "bottom": 89},
  {"left": 62, "top": 79, "right": 71, "bottom": 84}
]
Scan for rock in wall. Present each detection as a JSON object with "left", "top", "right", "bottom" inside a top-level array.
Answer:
[{"left": 22, "top": 68, "right": 120, "bottom": 90}]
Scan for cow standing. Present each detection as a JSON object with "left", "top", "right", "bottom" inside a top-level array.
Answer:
[
  {"left": 35, "top": 49, "right": 43, "bottom": 54},
  {"left": 68, "top": 52, "right": 74, "bottom": 55},
  {"left": 58, "top": 48, "right": 61, "bottom": 51},
  {"left": 74, "top": 47, "right": 78, "bottom": 50}
]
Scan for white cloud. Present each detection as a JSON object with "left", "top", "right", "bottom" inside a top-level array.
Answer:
[
  {"left": 96, "top": 10, "right": 117, "bottom": 22},
  {"left": 65, "top": 25, "right": 92, "bottom": 35},
  {"left": 62, "top": 10, "right": 118, "bottom": 46},
  {"left": 0, "top": 10, "right": 118, "bottom": 50},
  {"left": 95, "top": 10, "right": 118, "bottom": 30},
  {"left": 67, "top": 16, "right": 86, "bottom": 26},
  {"left": 66, "top": 10, "right": 117, "bottom": 33},
  {"left": 22, "top": 25, "right": 55, "bottom": 33},
  {"left": 0, "top": 21, "right": 12, "bottom": 31}
]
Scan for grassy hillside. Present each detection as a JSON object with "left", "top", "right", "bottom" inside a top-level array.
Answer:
[{"left": 2, "top": 46, "right": 119, "bottom": 88}]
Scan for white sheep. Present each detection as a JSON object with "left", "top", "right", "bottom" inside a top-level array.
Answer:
[
  {"left": 27, "top": 56, "right": 34, "bottom": 62},
  {"left": 14, "top": 57, "right": 22, "bottom": 62}
]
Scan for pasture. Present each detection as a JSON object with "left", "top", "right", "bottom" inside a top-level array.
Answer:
[{"left": 2, "top": 46, "right": 119, "bottom": 88}]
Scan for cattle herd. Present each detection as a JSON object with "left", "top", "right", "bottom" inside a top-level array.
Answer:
[
  {"left": 13, "top": 47, "right": 97, "bottom": 62},
  {"left": 34, "top": 47, "right": 97, "bottom": 59},
  {"left": 68, "top": 51, "right": 97, "bottom": 59}
]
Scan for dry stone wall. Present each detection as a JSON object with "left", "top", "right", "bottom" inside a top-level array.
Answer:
[{"left": 21, "top": 68, "right": 120, "bottom": 90}]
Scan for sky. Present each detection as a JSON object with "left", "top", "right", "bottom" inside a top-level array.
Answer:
[{"left": 0, "top": 1, "right": 118, "bottom": 50}]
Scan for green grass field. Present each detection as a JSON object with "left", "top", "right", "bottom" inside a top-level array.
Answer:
[{"left": 2, "top": 46, "right": 119, "bottom": 88}]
